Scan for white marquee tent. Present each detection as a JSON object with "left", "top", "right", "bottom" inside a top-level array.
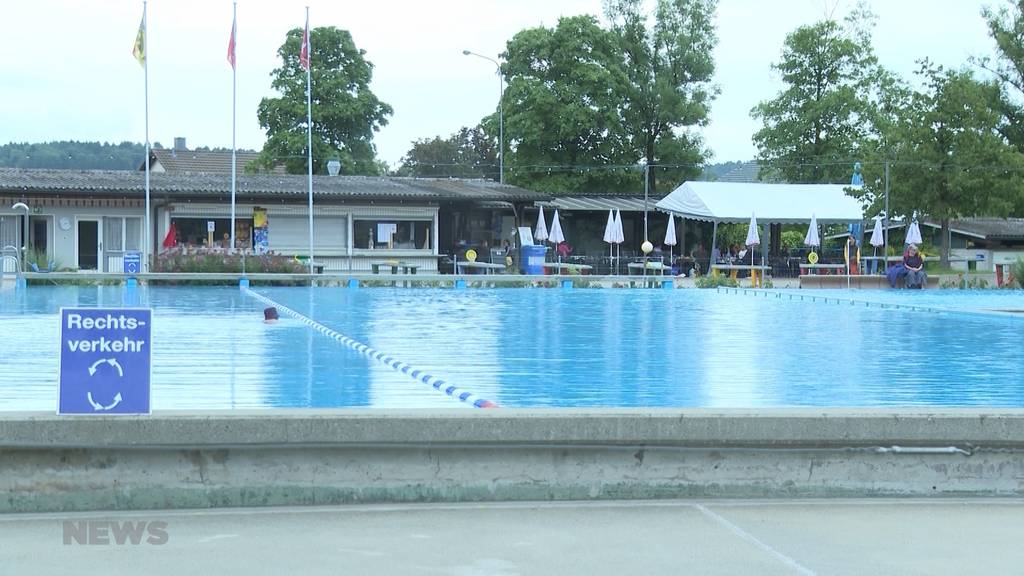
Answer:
[{"left": 655, "top": 181, "right": 865, "bottom": 272}]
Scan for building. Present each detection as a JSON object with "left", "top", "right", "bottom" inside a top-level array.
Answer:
[
  {"left": 0, "top": 168, "right": 548, "bottom": 273},
  {"left": 138, "top": 137, "right": 278, "bottom": 175}
]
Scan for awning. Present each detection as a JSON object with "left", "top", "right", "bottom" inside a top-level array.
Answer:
[
  {"left": 536, "top": 196, "right": 652, "bottom": 212},
  {"left": 655, "top": 181, "right": 864, "bottom": 224}
]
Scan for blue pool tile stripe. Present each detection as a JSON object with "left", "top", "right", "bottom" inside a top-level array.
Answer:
[{"left": 244, "top": 288, "right": 498, "bottom": 409}]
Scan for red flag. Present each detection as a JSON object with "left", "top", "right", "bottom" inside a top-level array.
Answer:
[
  {"left": 162, "top": 222, "right": 177, "bottom": 249},
  {"left": 227, "top": 16, "right": 236, "bottom": 69},
  {"left": 299, "top": 15, "right": 310, "bottom": 70}
]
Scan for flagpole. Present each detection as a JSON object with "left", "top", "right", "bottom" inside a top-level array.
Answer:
[
  {"left": 143, "top": 1, "right": 150, "bottom": 273},
  {"left": 305, "top": 6, "right": 314, "bottom": 275},
  {"left": 230, "top": 1, "right": 237, "bottom": 252}
]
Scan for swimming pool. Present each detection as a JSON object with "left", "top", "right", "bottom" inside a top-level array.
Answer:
[{"left": 1, "top": 285, "right": 1022, "bottom": 410}]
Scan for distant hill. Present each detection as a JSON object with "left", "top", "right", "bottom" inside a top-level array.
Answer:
[{"left": 0, "top": 141, "right": 257, "bottom": 171}]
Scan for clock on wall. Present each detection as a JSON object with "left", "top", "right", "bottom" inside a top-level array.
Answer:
[{"left": 59, "top": 217, "right": 72, "bottom": 231}]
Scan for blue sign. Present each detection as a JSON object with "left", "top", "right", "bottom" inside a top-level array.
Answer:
[
  {"left": 59, "top": 308, "right": 152, "bottom": 415},
  {"left": 123, "top": 251, "right": 142, "bottom": 274}
]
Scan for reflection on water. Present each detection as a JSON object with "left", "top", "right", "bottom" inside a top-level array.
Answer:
[{"left": 1, "top": 285, "right": 1023, "bottom": 410}]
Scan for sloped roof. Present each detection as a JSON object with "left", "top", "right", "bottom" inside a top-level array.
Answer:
[
  {"left": 0, "top": 168, "right": 550, "bottom": 203},
  {"left": 656, "top": 181, "right": 864, "bottom": 223},
  {"left": 142, "top": 149, "right": 277, "bottom": 174},
  {"left": 717, "top": 161, "right": 762, "bottom": 183},
  {"left": 924, "top": 218, "right": 1024, "bottom": 240}
]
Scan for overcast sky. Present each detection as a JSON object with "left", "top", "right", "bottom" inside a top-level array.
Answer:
[{"left": 0, "top": 0, "right": 1000, "bottom": 167}]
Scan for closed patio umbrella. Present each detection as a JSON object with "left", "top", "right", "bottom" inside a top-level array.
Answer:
[
  {"left": 746, "top": 213, "right": 760, "bottom": 285},
  {"left": 663, "top": 213, "right": 677, "bottom": 270},
  {"left": 906, "top": 219, "right": 923, "bottom": 246},
  {"left": 612, "top": 210, "right": 625, "bottom": 274},
  {"left": 804, "top": 214, "right": 820, "bottom": 248},
  {"left": 603, "top": 210, "right": 616, "bottom": 270},
  {"left": 549, "top": 209, "right": 565, "bottom": 265},
  {"left": 534, "top": 205, "right": 549, "bottom": 262},
  {"left": 869, "top": 216, "right": 885, "bottom": 274}
]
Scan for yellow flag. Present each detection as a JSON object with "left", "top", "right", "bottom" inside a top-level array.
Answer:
[{"left": 132, "top": 14, "right": 145, "bottom": 66}]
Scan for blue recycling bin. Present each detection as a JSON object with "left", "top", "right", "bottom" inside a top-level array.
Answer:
[{"left": 520, "top": 245, "right": 547, "bottom": 275}]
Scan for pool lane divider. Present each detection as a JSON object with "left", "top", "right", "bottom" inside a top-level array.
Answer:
[{"left": 243, "top": 288, "right": 499, "bottom": 409}]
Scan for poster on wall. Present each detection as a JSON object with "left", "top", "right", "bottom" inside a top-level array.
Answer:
[{"left": 253, "top": 207, "right": 269, "bottom": 255}]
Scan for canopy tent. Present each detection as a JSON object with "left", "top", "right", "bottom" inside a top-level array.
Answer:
[
  {"left": 655, "top": 181, "right": 864, "bottom": 275},
  {"left": 655, "top": 182, "right": 864, "bottom": 224}
]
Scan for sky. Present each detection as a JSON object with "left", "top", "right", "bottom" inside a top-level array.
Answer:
[{"left": 0, "top": 0, "right": 1001, "bottom": 167}]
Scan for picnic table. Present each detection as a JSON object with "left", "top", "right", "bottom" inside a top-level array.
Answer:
[
  {"left": 371, "top": 261, "right": 420, "bottom": 275},
  {"left": 456, "top": 261, "right": 506, "bottom": 275},
  {"left": 542, "top": 262, "right": 594, "bottom": 275},
  {"left": 798, "top": 263, "right": 848, "bottom": 275},
  {"left": 627, "top": 261, "right": 671, "bottom": 275},
  {"left": 711, "top": 264, "right": 772, "bottom": 288}
]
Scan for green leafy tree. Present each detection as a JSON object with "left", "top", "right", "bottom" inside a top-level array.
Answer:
[
  {"left": 751, "top": 5, "right": 893, "bottom": 183},
  {"left": 0, "top": 141, "right": 148, "bottom": 170},
  {"left": 396, "top": 126, "right": 497, "bottom": 179},
  {"left": 978, "top": 1, "right": 1024, "bottom": 153},
  {"left": 863, "top": 64, "right": 1024, "bottom": 266},
  {"left": 495, "top": 0, "right": 717, "bottom": 194},
  {"left": 604, "top": 0, "right": 718, "bottom": 193},
  {"left": 255, "top": 27, "right": 392, "bottom": 176}
]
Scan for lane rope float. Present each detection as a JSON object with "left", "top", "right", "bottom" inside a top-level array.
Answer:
[{"left": 245, "top": 288, "right": 498, "bottom": 408}]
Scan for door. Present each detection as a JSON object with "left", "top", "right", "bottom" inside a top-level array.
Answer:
[{"left": 77, "top": 219, "right": 100, "bottom": 271}]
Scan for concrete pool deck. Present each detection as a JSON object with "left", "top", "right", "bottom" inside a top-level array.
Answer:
[
  {"left": 2, "top": 409, "right": 1023, "bottom": 513},
  {"left": 3, "top": 499, "right": 1024, "bottom": 575}
]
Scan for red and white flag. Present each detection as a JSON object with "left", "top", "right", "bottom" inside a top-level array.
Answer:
[
  {"left": 227, "top": 15, "right": 236, "bottom": 69},
  {"left": 299, "top": 14, "right": 310, "bottom": 70}
]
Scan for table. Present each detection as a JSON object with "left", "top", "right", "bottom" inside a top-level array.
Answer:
[
  {"left": 627, "top": 261, "right": 670, "bottom": 275},
  {"left": 542, "top": 262, "right": 594, "bottom": 275},
  {"left": 711, "top": 264, "right": 772, "bottom": 287},
  {"left": 798, "top": 263, "right": 848, "bottom": 275},
  {"left": 456, "top": 261, "right": 506, "bottom": 275},
  {"left": 371, "top": 261, "right": 419, "bottom": 275}
]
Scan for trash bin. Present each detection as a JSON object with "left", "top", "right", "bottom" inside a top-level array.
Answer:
[{"left": 520, "top": 245, "right": 547, "bottom": 275}]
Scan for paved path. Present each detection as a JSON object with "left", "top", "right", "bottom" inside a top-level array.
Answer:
[{"left": 2, "top": 499, "right": 1023, "bottom": 575}]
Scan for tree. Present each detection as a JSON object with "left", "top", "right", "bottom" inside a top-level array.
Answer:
[
  {"left": 751, "top": 5, "right": 892, "bottom": 183},
  {"left": 605, "top": 0, "right": 718, "bottom": 193},
  {"left": 498, "top": 15, "right": 635, "bottom": 193},
  {"left": 873, "top": 64, "right": 1024, "bottom": 266},
  {"left": 979, "top": 1, "right": 1024, "bottom": 153},
  {"left": 255, "top": 27, "right": 392, "bottom": 176},
  {"left": 494, "top": 0, "right": 717, "bottom": 194},
  {"left": 396, "top": 126, "right": 498, "bottom": 179}
]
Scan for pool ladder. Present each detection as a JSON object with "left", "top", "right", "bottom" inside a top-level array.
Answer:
[{"left": 1, "top": 245, "right": 22, "bottom": 287}]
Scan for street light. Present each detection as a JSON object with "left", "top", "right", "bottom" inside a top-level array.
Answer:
[{"left": 462, "top": 49, "right": 504, "bottom": 185}]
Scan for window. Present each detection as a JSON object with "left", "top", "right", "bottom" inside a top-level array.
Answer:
[
  {"left": 353, "top": 219, "right": 432, "bottom": 250},
  {"left": 103, "top": 217, "right": 142, "bottom": 252}
]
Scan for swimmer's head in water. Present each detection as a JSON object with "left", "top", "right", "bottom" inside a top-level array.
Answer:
[{"left": 263, "top": 307, "right": 279, "bottom": 323}]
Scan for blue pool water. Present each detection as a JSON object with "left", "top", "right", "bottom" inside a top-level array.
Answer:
[{"left": 1, "top": 285, "right": 1022, "bottom": 410}]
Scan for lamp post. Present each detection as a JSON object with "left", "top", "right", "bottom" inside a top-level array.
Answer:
[{"left": 462, "top": 50, "right": 504, "bottom": 185}]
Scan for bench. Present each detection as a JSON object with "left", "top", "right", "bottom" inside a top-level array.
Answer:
[
  {"left": 371, "top": 261, "right": 419, "bottom": 275},
  {"left": 456, "top": 261, "right": 506, "bottom": 275},
  {"left": 543, "top": 262, "right": 593, "bottom": 275},
  {"left": 799, "top": 275, "right": 940, "bottom": 289}
]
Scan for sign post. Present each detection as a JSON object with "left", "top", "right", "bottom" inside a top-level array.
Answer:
[
  {"left": 59, "top": 308, "right": 152, "bottom": 415},
  {"left": 123, "top": 251, "right": 142, "bottom": 275}
]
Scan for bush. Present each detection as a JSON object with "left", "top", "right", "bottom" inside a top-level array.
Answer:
[
  {"left": 151, "top": 248, "right": 306, "bottom": 274},
  {"left": 694, "top": 275, "right": 739, "bottom": 289},
  {"left": 1010, "top": 257, "right": 1024, "bottom": 289},
  {"left": 941, "top": 273, "right": 990, "bottom": 290}
]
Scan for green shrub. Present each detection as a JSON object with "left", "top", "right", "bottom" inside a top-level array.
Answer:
[
  {"left": 151, "top": 249, "right": 305, "bottom": 274},
  {"left": 1011, "top": 257, "right": 1024, "bottom": 289},
  {"left": 695, "top": 275, "right": 739, "bottom": 289}
]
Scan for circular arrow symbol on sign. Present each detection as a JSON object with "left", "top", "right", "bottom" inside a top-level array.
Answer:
[{"left": 86, "top": 358, "right": 125, "bottom": 411}]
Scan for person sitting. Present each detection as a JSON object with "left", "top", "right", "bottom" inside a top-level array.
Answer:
[
  {"left": 556, "top": 242, "right": 573, "bottom": 259},
  {"left": 844, "top": 234, "right": 860, "bottom": 275},
  {"left": 903, "top": 244, "right": 927, "bottom": 289}
]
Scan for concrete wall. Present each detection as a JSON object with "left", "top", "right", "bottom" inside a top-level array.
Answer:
[{"left": 2, "top": 409, "right": 1023, "bottom": 513}]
